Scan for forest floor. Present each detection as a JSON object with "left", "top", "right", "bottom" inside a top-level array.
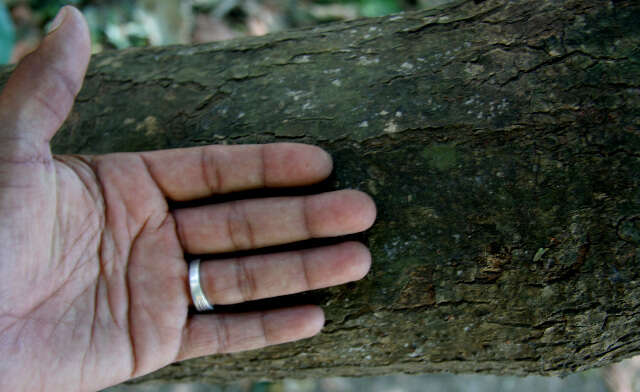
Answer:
[{"left": 103, "top": 368, "right": 625, "bottom": 392}]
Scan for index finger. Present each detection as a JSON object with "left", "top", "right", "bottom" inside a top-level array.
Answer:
[{"left": 139, "top": 143, "right": 333, "bottom": 201}]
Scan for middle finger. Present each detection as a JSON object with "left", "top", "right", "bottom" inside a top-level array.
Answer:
[{"left": 174, "top": 189, "right": 376, "bottom": 254}]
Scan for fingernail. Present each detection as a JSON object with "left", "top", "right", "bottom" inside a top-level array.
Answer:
[{"left": 46, "top": 6, "right": 68, "bottom": 35}]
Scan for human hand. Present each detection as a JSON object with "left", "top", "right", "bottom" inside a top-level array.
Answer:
[{"left": 0, "top": 7, "right": 376, "bottom": 392}]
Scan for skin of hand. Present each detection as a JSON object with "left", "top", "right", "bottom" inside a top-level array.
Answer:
[{"left": 0, "top": 6, "right": 376, "bottom": 392}]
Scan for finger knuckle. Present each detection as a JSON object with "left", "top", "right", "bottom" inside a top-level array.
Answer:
[
  {"left": 235, "top": 258, "right": 258, "bottom": 302},
  {"left": 226, "top": 202, "right": 255, "bottom": 250}
]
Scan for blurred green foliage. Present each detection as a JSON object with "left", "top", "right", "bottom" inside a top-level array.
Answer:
[
  {"left": 83, "top": 3, "right": 148, "bottom": 50},
  {"left": 359, "top": 0, "right": 402, "bottom": 17},
  {"left": 310, "top": 0, "right": 402, "bottom": 16},
  {"left": 29, "top": 0, "right": 84, "bottom": 20},
  {"left": 0, "top": 1, "right": 15, "bottom": 64},
  {"left": 249, "top": 381, "right": 271, "bottom": 392},
  {"left": 8, "top": 0, "right": 411, "bottom": 56}
]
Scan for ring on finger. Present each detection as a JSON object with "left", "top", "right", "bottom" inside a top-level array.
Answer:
[{"left": 189, "top": 259, "right": 214, "bottom": 312}]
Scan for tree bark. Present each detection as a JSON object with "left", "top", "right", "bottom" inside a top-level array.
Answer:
[{"left": 1, "top": 0, "right": 639, "bottom": 382}]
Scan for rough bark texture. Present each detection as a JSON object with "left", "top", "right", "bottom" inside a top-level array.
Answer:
[{"left": 1, "top": 0, "right": 639, "bottom": 382}]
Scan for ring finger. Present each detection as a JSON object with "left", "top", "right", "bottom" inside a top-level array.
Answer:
[{"left": 191, "top": 241, "right": 371, "bottom": 306}]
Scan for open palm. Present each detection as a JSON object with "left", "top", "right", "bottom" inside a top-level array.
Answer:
[{"left": 0, "top": 7, "right": 376, "bottom": 392}]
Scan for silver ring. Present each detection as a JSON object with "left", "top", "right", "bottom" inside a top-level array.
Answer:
[{"left": 189, "top": 259, "right": 214, "bottom": 312}]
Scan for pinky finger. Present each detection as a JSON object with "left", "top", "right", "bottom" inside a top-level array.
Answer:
[{"left": 176, "top": 305, "right": 324, "bottom": 361}]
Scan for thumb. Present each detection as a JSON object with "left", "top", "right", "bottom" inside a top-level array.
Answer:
[{"left": 0, "top": 5, "right": 90, "bottom": 145}]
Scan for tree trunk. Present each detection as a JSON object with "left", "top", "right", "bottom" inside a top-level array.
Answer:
[{"left": 1, "top": 0, "right": 639, "bottom": 383}]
